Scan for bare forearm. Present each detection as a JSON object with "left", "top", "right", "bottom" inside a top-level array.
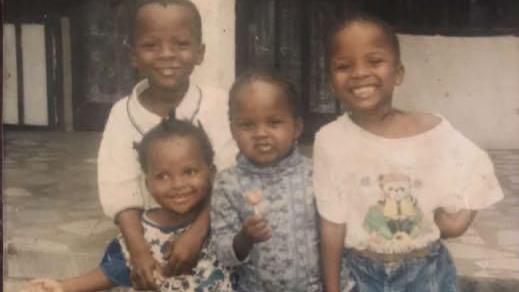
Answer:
[
  {"left": 435, "top": 208, "right": 476, "bottom": 238},
  {"left": 320, "top": 217, "right": 346, "bottom": 292},
  {"left": 117, "top": 208, "right": 148, "bottom": 255},
  {"left": 184, "top": 200, "right": 210, "bottom": 242},
  {"left": 233, "top": 230, "right": 254, "bottom": 261}
]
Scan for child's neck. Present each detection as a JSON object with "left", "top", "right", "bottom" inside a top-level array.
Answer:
[
  {"left": 139, "top": 81, "right": 190, "bottom": 118},
  {"left": 350, "top": 107, "right": 441, "bottom": 139},
  {"left": 147, "top": 207, "right": 198, "bottom": 228},
  {"left": 350, "top": 106, "right": 407, "bottom": 138}
]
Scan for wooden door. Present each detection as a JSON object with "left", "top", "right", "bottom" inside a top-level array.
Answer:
[
  {"left": 236, "top": 0, "right": 346, "bottom": 141},
  {"left": 69, "top": 0, "right": 136, "bottom": 131}
]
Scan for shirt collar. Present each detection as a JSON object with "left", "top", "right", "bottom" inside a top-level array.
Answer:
[
  {"left": 128, "top": 79, "right": 201, "bottom": 134},
  {"left": 236, "top": 147, "right": 303, "bottom": 176}
]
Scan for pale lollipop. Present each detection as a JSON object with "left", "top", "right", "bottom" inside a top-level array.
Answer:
[{"left": 245, "top": 190, "right": 266, "bottom": 216}]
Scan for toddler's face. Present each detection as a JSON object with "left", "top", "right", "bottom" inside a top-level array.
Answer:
[
  {"left": 145, "top": 135, "right": 212, "bottom": 216},
  {"left": 131, "top": 3, "right": 204, "bottom": 91},
  {"left": 329, "top": 21, "right": 404, "bottom": 114},
  {"left": 230, "top": 80, "right": 302, "bottom": 167}
]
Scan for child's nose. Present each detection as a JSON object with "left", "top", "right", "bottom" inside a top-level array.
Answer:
[
  {"left": 253, "top": 125, "right": 269, "bottom": 137},
  {"left": 169, "top": 175, "right": 186, "bottom": 190},
  {"left": 159, "top": 44, "right": 177, "bottom": 58},
  {"left": 351, "top": 62, "right": 370, "bottom": 78}
]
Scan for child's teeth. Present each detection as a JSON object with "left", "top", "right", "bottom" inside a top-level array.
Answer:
[
  {"left": 161, "top": 68, "right": 174, "bottom": 76},
  {"left": 259, "top": 144, "right": 272, "bottom": 151},
  {"left": 353, "top": 86, "right": 375, "bottom": 98}
]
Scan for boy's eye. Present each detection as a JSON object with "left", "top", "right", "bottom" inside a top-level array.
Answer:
[
  {"left": 184, "top": 167, "right": 199, "bottom": 176},
  {"left": 175, "top": 40, "right": 192, "bottom": 48},
  {"left": 334, "top": 63, "right": 352, "bottom": 71},
  {"left": 140, "top": 42, "right": 158, "bottom": 49},
  {"left": 155, "top": 172, "right": 170, "bottom": 180},
  {"left": 368, "top": 58, "right": 384, "bottom": 66},
  {"left": 268, "top": 119, "right": 283, "bottom": 127},
  {"left": 237, "top": 121, "right": 254, "bottom": 130}
]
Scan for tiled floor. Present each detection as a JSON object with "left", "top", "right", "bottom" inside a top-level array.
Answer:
[
  {"left": 3, "top": 131, "right": 519, "bottom": 291},
  {"left": 445, "top": 150, "right": 519, "bottom": 281}
]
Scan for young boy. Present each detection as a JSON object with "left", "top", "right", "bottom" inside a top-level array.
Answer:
[
  {"left": 211, "top": 71, "right": 322, "bottom": 291},
  {"left": 97, "top": 0, "right": 236, "bottom": 289}
]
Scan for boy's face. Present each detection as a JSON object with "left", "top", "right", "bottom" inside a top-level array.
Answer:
[
  {"left": 145, "top": 136, "right": 213, "bottom": 216},
  {"left": 230, "top": 80, "right": 303, "bottom": 167},
  {"left": 131, "top": 4, "right": 205, "bottom": 91},
  {"left": 329, "top": 21, "right": 404, "bottom": 114}
]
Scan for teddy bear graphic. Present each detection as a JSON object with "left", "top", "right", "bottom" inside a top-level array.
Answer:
[{"left": 363, "top": 173, "right": 424, "bottom": 243}]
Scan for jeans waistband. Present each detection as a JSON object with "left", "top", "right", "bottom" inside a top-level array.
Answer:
[{"left": 348, "top": 241, "right": 441, "bottom": 264}]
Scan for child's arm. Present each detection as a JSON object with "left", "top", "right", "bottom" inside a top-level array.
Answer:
[
  {"left": 320, "top": 216, "right": 346, "bottom": 292},
  {"left": 118, "top": 209, "right": 161, "bottom": 289},
  {"left": 22, "top": 268, "right": 115, "bottom": 292},
  {"left": 164, "top": 198, "right": 210, "bottom": 276},
  {"left": 434, "top": 208, "right": 477, "bottom": 239},
  {"left": 233, "top": 214, "right": 272, "bottom": 261},
  {"left": 211, "top": 171, "right": 264, "bottom": 267}
]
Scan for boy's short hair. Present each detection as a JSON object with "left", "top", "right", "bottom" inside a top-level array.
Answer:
[
  {"left": 228, "top": 70, "right": 303, "bottom": 120},
  {"left": 326, "top": 11, "right": 401, "bottom": 66},
  {"left": 128, "top": 0, "right": 202, "bottom": 45},
  {"left": 136, "top": 118, "right": 214, "bottom": 173}
]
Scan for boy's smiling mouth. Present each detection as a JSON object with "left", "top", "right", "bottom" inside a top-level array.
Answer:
[
  {"left": 166, "top": 192, "right": 193, "bottom": 204},
  {"left": 157, "top": 67, "right": 181, "bottom": 77},
  {"left": 255, "top": 143, "right": 274, "bottom": 153},
  {"left": 159, "top": 68, "right": 176, "bottom": 76},
  {"left": 352, "top": 85, "right": 377, "bottom": 98}
]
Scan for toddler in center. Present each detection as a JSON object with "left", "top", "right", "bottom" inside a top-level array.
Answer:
[
  {"left": 314, "top": 12, "right": 504, "bottom": 292},
  {"left": 211, "top": 71, "right": 322, "bottom": 291}
]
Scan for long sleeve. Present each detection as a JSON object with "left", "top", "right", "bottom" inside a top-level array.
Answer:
[
  {"left": 97, "top": 100, "right": 146, "bottom": 219},
  {"left": 210, "top": 170, "right": 248, "bottom": 267}
]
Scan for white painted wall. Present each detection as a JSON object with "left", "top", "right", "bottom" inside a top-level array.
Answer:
[
  {"left": 395, "top": 34, "right": 519, "bottom": 149},
  {"left": 190, "top": 0, "right": 235, "bottom": 91},
  {"left": 21, "top": 24, "right": 48, "bottom": 126},
  {"left": 3, "top": 24, "right": 19, "bottom": 124}
]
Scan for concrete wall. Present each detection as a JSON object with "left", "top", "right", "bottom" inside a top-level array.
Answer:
[
  {"left": 190, "top": 0, "right": 235, "bottom": 91},
  {"left": 395, "top": 35, "right": 519, "bottom": 149}
]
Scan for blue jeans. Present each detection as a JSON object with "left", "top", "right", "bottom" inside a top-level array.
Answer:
[
  {"left": 344, "top": 241, "right": 458, "bottom": 292},
  {"left": 99, "top": 239, "right": 131, "bottom": 287}
]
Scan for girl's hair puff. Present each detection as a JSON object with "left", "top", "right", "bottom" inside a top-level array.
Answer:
[
  {"left": 135, "top": 118, "right": 214, "bottom": 173},
  {"left": 128, "top": 0, "right": 202, "bottom": 45},
  {"left": 326, "top": 11, "right": 401, "bottom": 70},
  {"left": 228, "top": 70, "right": 303, "bottom": 120}
]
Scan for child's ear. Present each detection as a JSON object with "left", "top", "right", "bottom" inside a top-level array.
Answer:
[
  {"left": 144, "top": 175, "right": 151, "bottom": 191},
  {"left": 395, "top": 63, "right": 405, "bottom": 85},
  {"left": 129, "top": 46, "right": 139, "bottom": 68},
  {"left": 195, "top": 43, "right": 206, "bottom": 65},
  {"left": 209, "top": 164, "right": 217, "bottom": 182},
  {"left": 294, "top": 117, "right": 304, "bottom": 140}
]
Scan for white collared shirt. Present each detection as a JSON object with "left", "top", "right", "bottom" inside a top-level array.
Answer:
[{"left": 98, "top": 79, "right": 237, "bottom": 219}]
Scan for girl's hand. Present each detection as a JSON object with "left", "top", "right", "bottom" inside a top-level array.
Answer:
[
  {"left": 434, "top": 208, "right": 476, "bottom": 239},
  {"left": 21, "top": 279, "right": 63, "bottom": 292},
  {"left": 163, "top": 237, "right": 199, "bottom": 277},
  {"left": 129, "top": 249, "right": 162, "bottom": 290},
  {"left": 241, "top": 214, "right": 272, "bottom": 243}
]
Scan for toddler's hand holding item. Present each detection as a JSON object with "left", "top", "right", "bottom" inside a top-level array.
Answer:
[
  {"left": 242, "top": 190, "right": 272, "bottom": 243},
  {"left": 245, "top": 190, "right": 269, "bottom": 217}
]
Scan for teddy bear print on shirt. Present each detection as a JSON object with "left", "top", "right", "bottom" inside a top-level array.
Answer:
[{"left": 362, "top": 173, "right": 433, "bottom": 253}]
